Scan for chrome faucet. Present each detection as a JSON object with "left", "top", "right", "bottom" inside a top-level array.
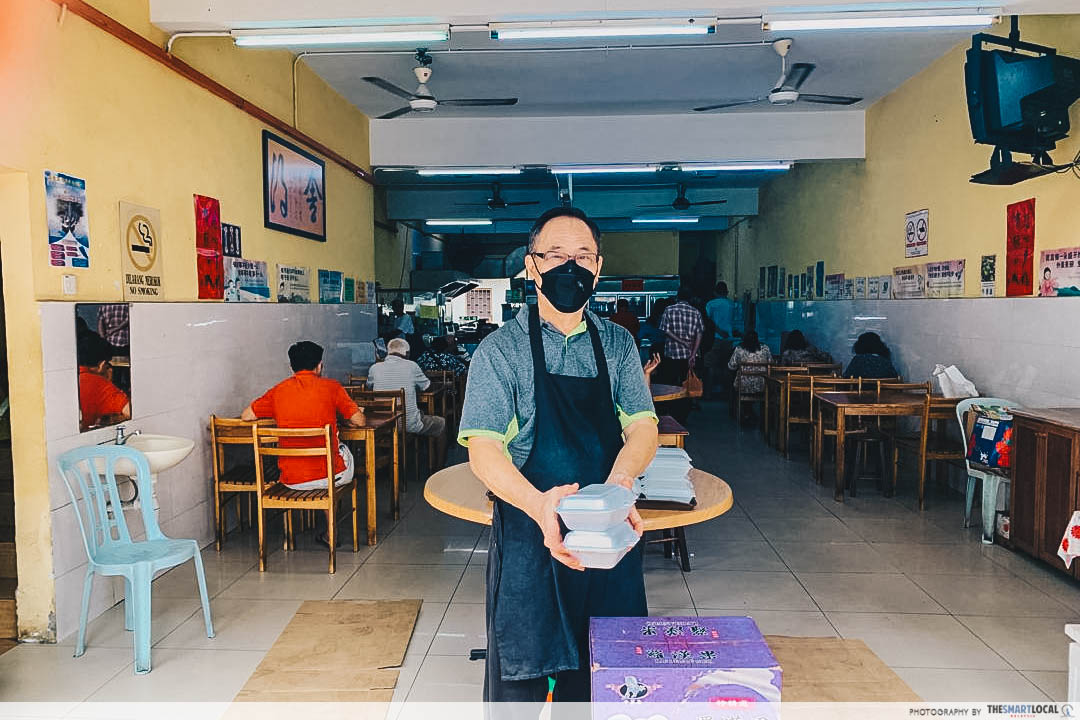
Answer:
[{"left": 114, "top": 426, "right": 141, "bottom": 446}]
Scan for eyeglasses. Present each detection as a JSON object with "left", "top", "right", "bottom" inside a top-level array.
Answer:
[{"left": 530, "top": 251, "right": 600, "bottom": 270}]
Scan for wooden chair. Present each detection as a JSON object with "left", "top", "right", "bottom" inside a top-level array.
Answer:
[
  {"left": 425, "top": 370, "right": 457, "bottom": 432},
  {"left": 252, "top": 424, "right": 359, "bottom": 574},
  {"left": 209, "top": 416, "right": 276, "bottom": 551},
  {"left": 783, "top": 373, "right": 815, "bottom": 458},
  {"left": 805, "top": 362, "right": 843, "bottom": 376},
  {"left": 346, "top": 373, "right": 368, "bottom": 386},
  {"left": 345, "top": 386, "right": 414, "bottom": 490},
  {"left": 875, "top": 381, "right": 940, "bottom": 505},
  {"left": 763, "top": 366, "right": 808, "bottom": 446},
  {"left": 809, "top": 376, "right": 865, "bottom": 482},
  {"left": 733, "top": 362, "right": 770, "bottom": 427}
]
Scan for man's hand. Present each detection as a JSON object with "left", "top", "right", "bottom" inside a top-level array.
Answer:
[
  {"left": 606, "top": 472, "right": 643, "bottom": 536},
  {"left": 527, "top": 484, "right": 584, "bottom": 571}
]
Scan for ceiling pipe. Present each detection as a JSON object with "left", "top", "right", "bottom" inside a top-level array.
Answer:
[{"left": 166, "top": 31, "right": 232, "bottom": 54}]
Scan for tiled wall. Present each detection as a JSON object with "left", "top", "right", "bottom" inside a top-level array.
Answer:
[
  {"left": 40, "top": 302, "right": 377, "bottom": 640},
  {"left": 755, "top": 297, "right": 1080, "bottom": 409}
]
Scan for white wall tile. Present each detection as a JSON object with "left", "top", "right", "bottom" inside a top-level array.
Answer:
[
  {"left": 43, "top": 369, "right": 79, "bottom": 441},
  {"left": 39, "top": 303, "right": 76, "bottom": 373}
]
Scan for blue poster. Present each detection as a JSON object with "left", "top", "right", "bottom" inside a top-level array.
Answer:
[
  {"left": 318, "top": 269, "right": 343, "bottom": 304},
  {"left": 45, "top": 171, "right": 90, "bottom": 268}
]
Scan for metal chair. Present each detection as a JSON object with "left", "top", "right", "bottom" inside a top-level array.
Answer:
[
  {"left": 956, "top": 397, "right": 1018, "bottom": 543},
  {"left": 57, "top": 445, "right": 214, "bottom": 674}
]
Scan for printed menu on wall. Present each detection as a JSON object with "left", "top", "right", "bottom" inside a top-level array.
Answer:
[
  {"left": 194, "top": 194, "right": 223, "bottom": 300},
  {"left": 892, "top": 264, "right": 927, "bottom": 299},
  {"left": 119, "top": 202, "right": 165, "bottom": 300},
  {"left": 277, "top": 264, "right": 310, "bottom": 303},
  {"left": 45, "top": 171, "right": 90, "bottom": 268},
  {"left": 925, "top": 259, "right": 965, "bottom": 298},
  {"left": 1006, "top": 198, "right": 1035, "bottom": 297},
  {"left": 1038, "top": 246, "right": 1080, "bottom": 297},
  {"left": 318, "top": 269, "right": 343, "bottom": 304},
  {"left": 223, "top": 258, "right": 270, "bottom": 302}
]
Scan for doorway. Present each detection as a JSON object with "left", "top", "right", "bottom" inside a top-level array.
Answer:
[{"left": 0, "top": 253, "right": 15, "bottom": 648}]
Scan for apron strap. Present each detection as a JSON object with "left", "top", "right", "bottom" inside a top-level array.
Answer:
[
  {"left": 584, "top": 315, "right": 616, "bottom": 414},
  {"left": 527, "top": 305, "right": 548, "bottom": 387}
]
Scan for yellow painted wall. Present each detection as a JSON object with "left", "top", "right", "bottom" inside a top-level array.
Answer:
[
  {"left": 600, "top": 231, "right": 679, "bottom": 276},
  {"left": 0, "top": 0, "right": 373, "bottom": 638},
  {"left": 734, "top": 15, "right": 1080, "bottom": 299}
]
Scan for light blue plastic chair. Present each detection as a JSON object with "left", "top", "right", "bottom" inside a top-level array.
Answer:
[
  {"left": 956, "top": 397, "right": 1019, "bottom": 544},
  {"left": 57, "top": 445, "right": 214, "bottom": 674}
]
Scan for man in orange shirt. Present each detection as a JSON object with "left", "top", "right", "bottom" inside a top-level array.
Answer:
[
  {"left": 78, "top": 332, "right": 130, "bottom": 431},
  {"left": 241, "top": 341, "right": 364, "bottom": 547}
]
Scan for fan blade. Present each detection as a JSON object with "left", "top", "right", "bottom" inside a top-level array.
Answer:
[
  {"left": 693, "top": 98, "right": 764, "bottom": 112},
  {"left": 799, "top": 93, "right": 862, "bottom": 105},
  {"left": 637, "top": 203, "right": 678, "bottom": 208},
  {"left": 377, "top": 106, "right": 414, "bottom": 119},
  {"left": 362, "top": 76, "right": 417, "bottom": 100},
  {"left": 687, "top": 199, "right": 728, "bottom": 206},
  {"left": 438, "top": 98, "right": 518, "bottom": 106},
  {"left": 784, "top": 63, "right": 816, "bottom": 91},
  {"left": 455, "top": 202, "right": 494, "bottom": 207},
  {"left": 504, "top": 200, "right": 540, "bottom": 206}
]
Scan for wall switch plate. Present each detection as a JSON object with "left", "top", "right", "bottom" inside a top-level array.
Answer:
[{"left": 62, "top": 274, "right": 76, "bottom": 295}]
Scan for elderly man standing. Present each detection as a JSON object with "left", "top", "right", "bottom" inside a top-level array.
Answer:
[
  {"left": 458, "top": 206, "right": 659, "bottom": 704},
  {"left": 369, "top": 337, "right": 447, "bottom": 469}
]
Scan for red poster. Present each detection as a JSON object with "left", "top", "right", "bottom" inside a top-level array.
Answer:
[
  {"left": 194, "top": 194, "right": 223, "bottom": 299},
  {"left": 1006, "top": 198, "right": 1035, "bottom": 297}
]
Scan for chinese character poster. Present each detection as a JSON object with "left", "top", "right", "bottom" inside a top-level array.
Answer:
[
  {"left": 892, "top": 264, "right": 927, "bottom": 299},
  {"left": 263, "top": 131, "right": 326, "bottom": 241},
  {"left": 223, "top": 258, "right": 270, "bottom": 302},
  {"left": 925, "top": 259, "right": 965, "bottom": 298},
  {"left": 1006, "top": 198, "right": 1035, "bottom": 297},
  {"left": 1038, "top": 246, "right": 1080, "bottom": 297},
  {"left": 277, "top": 265, "right": 311, "bottom": 303},
  {"left": 45, "top": 171, "right": 90, "bottom": 268},
  {"left": 194, "top": 194, "right": 223, "bottom": 299}
]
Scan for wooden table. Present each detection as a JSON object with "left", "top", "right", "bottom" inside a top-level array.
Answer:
[
  {"left": 651, "top": 383, "right": 688, "bottom": 403},
  {"left": 657, "top": 415, "right": 689, "bottom": 448},
  {"left": 339, "top": 410, "right": 402, "bottom": 545}
]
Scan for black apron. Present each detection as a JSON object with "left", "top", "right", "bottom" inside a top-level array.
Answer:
[{"left": 485, "top": 306, "right": 648, "bottom": 696}]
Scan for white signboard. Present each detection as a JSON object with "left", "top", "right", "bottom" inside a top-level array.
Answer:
[{"left": 905, "top": 209, "right": 929, "bottom": 258}]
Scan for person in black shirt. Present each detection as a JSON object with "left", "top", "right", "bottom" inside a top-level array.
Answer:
[{"left": 843, "top": 332, "right": 899, "bottom": 379}]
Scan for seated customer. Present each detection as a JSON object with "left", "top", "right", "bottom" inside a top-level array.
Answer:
[
  {"left": 369, "top": 338, "right": 447, "bottom": 468},
  {"left": 780, "top": 330, "right": 831, "bottom": 366},
  {"left": 843, "top": 332, "right": 899, "bottom": 379},
  {"left": 241, "top": 341, "right": 364, "bottom": 546},
  {"left": 609, "top": 298, "right": 640, "bottom": 338},
  {"left": 78, "top": 332, "right": 131, "bottom": 431},
  {"left": 416, "top": 336, "right": 467, "bottom": 377},
  {"left": 727, "top": 331, "right": 772, "bottom": 394}
]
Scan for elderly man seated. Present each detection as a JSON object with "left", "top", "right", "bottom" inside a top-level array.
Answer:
[{"left": 368, "top": 337, "right": 447, "bottom": 468}]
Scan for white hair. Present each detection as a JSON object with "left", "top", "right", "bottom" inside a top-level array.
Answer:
[{"left": 387, "top": 338, "right": 410, "bottom": 356}]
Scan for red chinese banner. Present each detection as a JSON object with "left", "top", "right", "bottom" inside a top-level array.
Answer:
[
  {"left": 194, "top": 194, "right": 223, "bottom": 300},
  {"left": 1006, "top": 198, "right": 1035, "bottom": 297}
]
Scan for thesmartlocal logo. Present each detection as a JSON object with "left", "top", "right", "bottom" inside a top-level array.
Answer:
[{"left": 985, "top": 704, "right": 1073, "bottom": 718}]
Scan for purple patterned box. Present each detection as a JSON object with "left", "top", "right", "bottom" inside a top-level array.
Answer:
[{"left": 590, "top": 616, "right": 781, "bottom": 714}]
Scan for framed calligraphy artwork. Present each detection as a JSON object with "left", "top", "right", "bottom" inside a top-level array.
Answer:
[{"left": 262, "top": 130, "right": 326, "bottom": 242}]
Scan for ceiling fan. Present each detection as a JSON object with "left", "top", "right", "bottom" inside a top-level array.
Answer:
[
  {"left": 363, "top": 49, "right": 518, "bottom": 119},
  {"left": 638, "top": 184, "right": 727, "bottom": 211},
  {"left": 455, "top": 183, "right": 540, "bottom": 210},
  {"left": 693, "top": 39, "right": 862, "bottom": 112}
]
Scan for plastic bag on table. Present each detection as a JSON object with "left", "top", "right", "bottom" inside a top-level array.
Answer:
[{"left": 933, "top": 364, "right": 978, "bottom": 398}]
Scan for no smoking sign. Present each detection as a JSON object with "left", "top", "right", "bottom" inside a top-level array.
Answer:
[{"left": 905, "top": 209, "right": 929, "bottom": 258}]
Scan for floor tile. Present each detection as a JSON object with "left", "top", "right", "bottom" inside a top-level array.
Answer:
[
  {"left": 737, "top": 494, "right": 832, "bottom": 518},
  {"left": 910, "top": 574, "right": 1074, "bottom": 617},
  {"left": 687, "top": 571, "right": 818, "bottom": 611},
  {"left": 0, "top": 645, "right": 133, "bottom": 702},
  {"left": 842, "top": 518, "right": 972, "bottom": 544},
  {"left": 772, "top": 541, "right": 896, "bottom": 573},
  {"left": 391, "top": 508, "right": 486, "bottom": 538},
  {"left": 86, "top": 648, "right": 264, "bottom": 701},
  {"left": 827, "top": 612, "right": 1009, "bottom": 669},
  {"left": 871, "top": 542, "right": 1014, "bottom": 576},
  {"left": 958, "top": 615, "right": 1075, "bottom": 672},
  {"left": 156, "top": 598, "right": 301, "bottom": 651},
  {"left": 645, "top": 568, "right": 693, "bottom": 607},
  {"left": 406, "top": 654, "right": 485, "bottom": 702},
  {"left": 681, "top": 516, "right": 764, "bottom": 543},
  {"left": 753, "top": 517, "right": 864, "bottom": 543},
  {"left": 405, "top": 601, "right": 449, "bottom": 657},
  {"left": 57, "top": 598, "right": 200, "bottom": 649},
  {"left": 683, "top": 540, "right": 787, "bottom": 572},
  {"left": 797, "top": 573, "right": 945, "bottom": 613},
  {"left": 218, "top": 565, "right": 356, "bottom": 601},
  {"left": 736, "top": 610, "right": 837, "bottom": 637},
  {"left": 1022, "top": 671, "right": 1068, "bottom": 702},
  {"left": 894, "top": 668, "right": 1048, "bottom": 702},
  {"left": 648, "top": 607, "right": 698, "bottom": 617},
  {"left": 367, "top": 535, "right": 478, "bottom": 566},
  {"left": 428, "top": 603, "right": 486, "bottom": 657},
  {"left": 151, "top": 558, "right": 254, "bottom": 599},
  {"left": 451, "top": 565, "right": 486, "bottom": 605},
  {"left": 336, "top": 564, "right": 465, "bottom": 603}
]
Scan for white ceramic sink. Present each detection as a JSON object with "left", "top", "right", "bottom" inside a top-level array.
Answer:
[{"left": 97, "top": 434, "right": 195, "bottom": 476}]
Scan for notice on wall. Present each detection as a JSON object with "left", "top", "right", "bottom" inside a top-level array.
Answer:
[
  {"left": 222, "top": 223, "right": 242, "bottom": 258},
  {"left": 357, "top": 280, "right": 376, "bottom": 304},
  {"left": 815, "top": 261, "right": 825, "bottom": 299},
  {"left": 194, "top": 194, "right": 223, "bottom": 300},
  {"left": 778, "top": 267, "right": 786, "bottom": 299},
  {"left": 892, "top": 264, "right": 927, "bottom": 299},
  {"left": 277, "top": 264, "right": 310, "bottom": 303},
  {"left": 318, "top": 269, "right": 343, "bottom": 304},
  {"left": 824, "top": 273, "right": 844, "bottom": 300},
  {"left": 758, "top": 267, "right": 766, "bottom": 299},
  {"left": 843, "top": 278, "right": 855, "bottom": 300},
  {"left": 868, "top": 276, "right": 880, "bottom": 299},
  {"left": 1038, "top": 246, "right": 1080, "bottom": 297},
  {"left": 223, "top": 258, "right": 270, "bottom": 302},
  {"left": 855, "top": 277, "right": 867, "bottom": 299},
  {"left": 981, "top": 255, "right": 997, "bottom": 297},
  {"left": 343, "top": 276, "right": 356, "bottom": 303},
  {"left": 767, "top": 266, "right": 778, "bottom": 298},
  {"left": 45, "top": 171, "right": 90, "bottom": 268},
  {"left": 804, "top": 266, "right": 814, "bottom": 299},
  {"left": 119, "top": 202, "right": 164, "bottom": 300},
  {"left": 925, "top": 259, "right": 965, "bottom": 298},
  {"left": 1006, "top": 198, "right": 1035, "bottom": 297},
  {"left": 905, "top": 208, "right": 929, "bottom": 258}
]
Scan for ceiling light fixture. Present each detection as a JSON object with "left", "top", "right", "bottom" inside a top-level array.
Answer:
[
  {"left": 632, "top": 216, "right": 700, "bottom": 224},
  {"left": 425, "top": 219, "right": 493, "bottom": 226},
  {"left": 762, "top": 10, "right": 998, "bottom": 32},
  {"left": 417, "top": 167, "right": 521, "bottom": 176},
  {"left": 232, "top": 24, "right": 450, "bottom": 48},
  {"left": 679, "top": 161, "right": 793, "bottom": 172},
  {"left": 491, "top": 18, "right": 715, "bottom": 40},
  {"left": 550, "top": 164, "right": 660, "bottom": 175}
]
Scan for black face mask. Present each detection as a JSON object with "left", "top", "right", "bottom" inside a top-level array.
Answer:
[{"left": 538, "top": 260, "right": 597, "bottom": 313}]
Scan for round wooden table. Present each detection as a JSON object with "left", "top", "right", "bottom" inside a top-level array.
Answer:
[
  {"left": 650, "top": 383, "right": 689, "bottom": 403},
  {"left": 424, "top": 463, "right": 733, "bottom": 533}
]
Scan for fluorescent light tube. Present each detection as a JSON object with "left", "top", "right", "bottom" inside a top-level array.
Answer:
[
  {"left": 680, "top": 162, "right": 792, "bottom": 172},
  {"left": 491, "top": 18, "right": 714, "bottom": 40},
  {"left": 425, "top": 219, "right": 493, "bottom": 226},
  {"left": 550, "top": 165, "right": 659, "bottom": 175},
  {"left": 632, "top": 217, "right": 700, "bottom": 224},
  {"left": 232, "top": 25, "right": 449, "bottom": 48},
  {"left": 764, "top": 12, "right": 997, "bottom": 32},
  {"left": 417, "top": 167, "right": 521, "bottom": 176}
]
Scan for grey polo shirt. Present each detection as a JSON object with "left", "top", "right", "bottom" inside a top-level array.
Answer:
[{"left": 458, "top": 307, "right": 658, "bottom": 468}]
